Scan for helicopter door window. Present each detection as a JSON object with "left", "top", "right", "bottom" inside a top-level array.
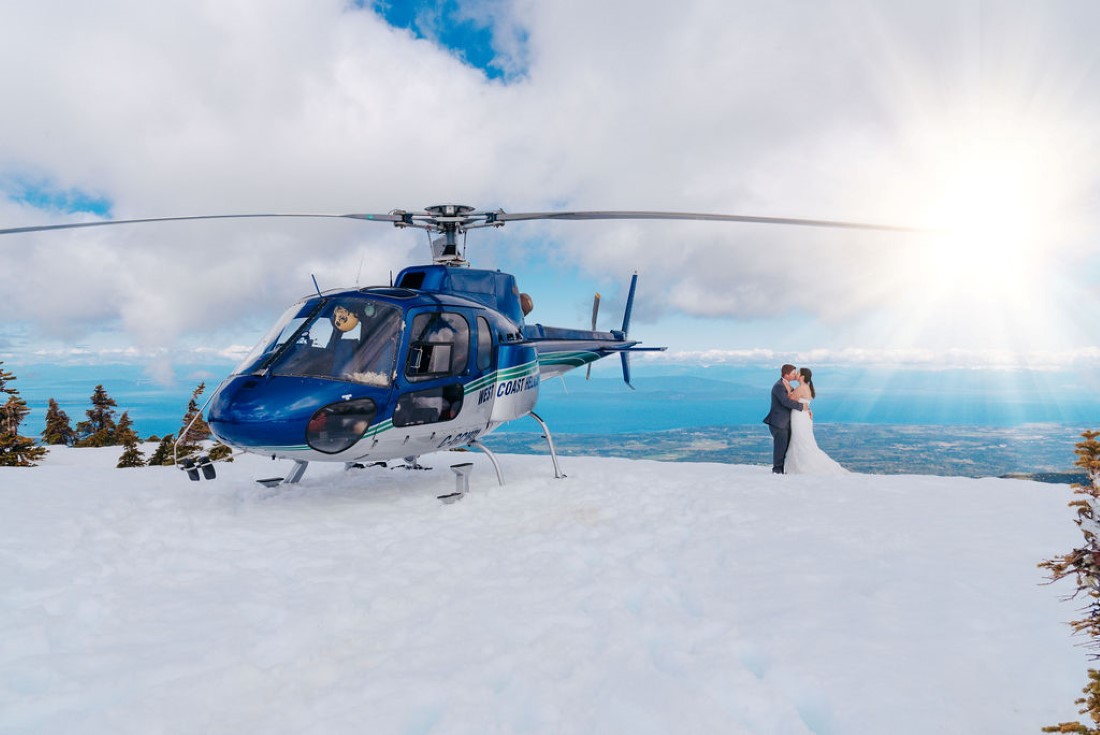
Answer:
[
  {"left": 476, "top": 316, "right": 492, "bottom": 371},
  {"left": 405, "top": 312, "right": 470, "bottom": 381}
]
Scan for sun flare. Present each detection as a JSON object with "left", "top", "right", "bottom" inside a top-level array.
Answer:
[
  {"left": 863, "top": 115, "right": 1090, "bottom": 355},
  {"left": 920, "top": 139, "right": 1049, "bottom": 302}
]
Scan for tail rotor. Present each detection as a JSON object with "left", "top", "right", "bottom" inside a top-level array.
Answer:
[{"left": 586, "top": 292, "right": 601, "bottom": 380}]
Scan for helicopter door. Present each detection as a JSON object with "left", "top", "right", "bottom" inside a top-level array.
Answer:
[{"left": 393, "top": 311, "right": 471, "bottom": 428}]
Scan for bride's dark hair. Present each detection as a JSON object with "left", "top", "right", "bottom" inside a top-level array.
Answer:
[{"left": 799, "top": 367, "right": 816, "bottom": 399}]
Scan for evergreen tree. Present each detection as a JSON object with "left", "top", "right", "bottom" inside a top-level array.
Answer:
[
  {"left": 114, "top": 411, "right": 140, "bottom": 446},
  {"left": 0, "top": 391, "right": 25, "bottom": 435},
  {"left": 208, "top": 441, "right": 234, "bottom": 462},
  {"left": 1041, "top": 430, "right": 1100, "bottom": 733},
  {"left": 0, "top": 361, "right": 17, "bottom": 403},
  {"left": 176, "top": 382, "right": 211, "bottom": 461},
  {"left": 74, "top": 384, "right": 118, "bottom": 447},
  {"left": 42, "top": 398, "right": 77, "bottom": 446},
  {"left": 115, "top": 412, "right": 146, "bottom": 468},
  {"left": 148, "top": 433, "right": 177, "bottom": 466},
  {"left": 0, "top": 362, "right": 48, "bottom": 467}
]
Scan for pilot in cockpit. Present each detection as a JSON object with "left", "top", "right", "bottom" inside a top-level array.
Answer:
[{"left": 333, "top": 305, "right": 360, "bottom": 333}]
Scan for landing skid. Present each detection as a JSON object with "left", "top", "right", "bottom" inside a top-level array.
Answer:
[
  {"left": 345, "top": 461, "right": 388, "bottom": 470},
  {"left": 399, "top": 456, "right": 431, "bottom": 471},
  {"left": 256, "top": 459, "right": 309, "bottom": 487},
  {"left": 438, "top": 462, "right": 474, "bottom": 504},
  {"left": 180, "top": 456, "right": 216, "bottom": 481},
  {"left": 179, "top": 448, "right": 243, "bottom": 481},
  {"left": 529, "top": 411, "right": 566, "bottom": 479},
  {"left": 459, "top": 413, "right": 564, "bottom": 485},
  {"left": 469, "top": 440, "right": 505, "bottom": 485}
]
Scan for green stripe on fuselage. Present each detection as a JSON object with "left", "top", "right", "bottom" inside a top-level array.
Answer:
[
  {"left": 463, "top": 360, "right": 540, "bottom": 394},
  {"left": 537, "top": 350, "right": 600, "bottom": 368}
]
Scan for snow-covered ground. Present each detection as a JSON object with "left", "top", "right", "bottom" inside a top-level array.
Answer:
[{"left": 0, "top": 447, "right": 1087, "bottom": 734}]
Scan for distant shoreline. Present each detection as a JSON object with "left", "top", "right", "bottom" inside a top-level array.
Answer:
[{"left": 482, "top": 423, "right": 1088, "bottom": 482}]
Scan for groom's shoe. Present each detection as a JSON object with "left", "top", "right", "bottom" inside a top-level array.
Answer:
[{"left": 772, "top": 467, "right": 784, "bottom": 474}]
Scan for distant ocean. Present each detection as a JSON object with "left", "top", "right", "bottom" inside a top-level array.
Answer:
[{"left": 9, "top": 361, "right": 1097, "bottom": 482}]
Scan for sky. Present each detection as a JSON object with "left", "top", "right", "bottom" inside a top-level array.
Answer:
[{"left": 2, "top": 0, "right": 1100, "bottom": 380}]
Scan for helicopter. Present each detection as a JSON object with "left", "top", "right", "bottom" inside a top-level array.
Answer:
[{"left": 2, "top": 204, "right": 919, "bottom": 490}]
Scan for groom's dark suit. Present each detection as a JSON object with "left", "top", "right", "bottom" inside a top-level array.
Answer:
[{"left": 763, "top": 379, "right": 806, "bottom": 474}]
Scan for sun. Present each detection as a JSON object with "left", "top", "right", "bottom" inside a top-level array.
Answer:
[
  {"left": 918, "top": 139, "right": 1048, "bottom": 304},
  {"left": 863, "top": 119, "right": 1086, "bottom": 354}
]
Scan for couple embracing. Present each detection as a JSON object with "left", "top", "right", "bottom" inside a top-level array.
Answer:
[{"left": 764, "top": 363, "right": 848, "bottom": 475}]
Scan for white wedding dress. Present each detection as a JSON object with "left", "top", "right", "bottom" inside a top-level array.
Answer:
[{"left": 785, "top": 399, "right": 849, "bottom": 475}]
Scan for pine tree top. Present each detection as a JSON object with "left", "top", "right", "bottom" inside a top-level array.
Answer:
[
  {"left": 148, "top": 434, "right": 177, "bottom": 466},
  {"left": 116, "top": 411, "right": 140, "bottom": 446},
  {"left": 42, "top": 399, "right": 77, "bottom": 445},
  {"left": 179, "top": 382, "right": 212, "bottom": 446},
  {"left": 0, "top": 361, "right": 18, "bottom": 396},
  {"left": 90, "top": 385, "right": 118, "bottom": 407}
]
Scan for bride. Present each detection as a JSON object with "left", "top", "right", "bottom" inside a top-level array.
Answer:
[{"left": 784, "top": 367, "right": 849, "bottom": 475}]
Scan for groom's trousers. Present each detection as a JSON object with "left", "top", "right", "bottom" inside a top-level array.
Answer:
[{"left": 769, "top": 424, "right": 790, "bottom": 473}]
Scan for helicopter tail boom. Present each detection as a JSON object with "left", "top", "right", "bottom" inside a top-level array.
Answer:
[{"left": 522, "top": 271, "right": 662, "bottom": 386}]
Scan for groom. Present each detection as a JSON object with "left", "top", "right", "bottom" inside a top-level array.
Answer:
[{"left": 763, "top": 364, "right": 809, "bottom": 474}]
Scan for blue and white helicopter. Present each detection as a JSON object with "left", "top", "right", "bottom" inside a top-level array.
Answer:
[{"left": 3, "top": 205, "right": 915, "bottom": 489}]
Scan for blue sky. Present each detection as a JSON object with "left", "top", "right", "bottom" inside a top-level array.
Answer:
[
  {"left": 367, "top": 0, "right": 526, "bottom": 81},
  {"left": 2, "top": 1, "right": 1100, "bottom": 381},
  {"left": 5, "top": 177, "right": 112, "bottom": 218}
]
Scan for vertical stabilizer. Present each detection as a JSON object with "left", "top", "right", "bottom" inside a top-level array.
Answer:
[
  {"left": 620, "top": 273, "right": 638, "bottom": 389},
  {"left": 621, "top": 272, "right": 638, "bottom": 336}
]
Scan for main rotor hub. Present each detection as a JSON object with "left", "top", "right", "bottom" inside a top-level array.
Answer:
[
  {"left": 411, "top": 205, "right": 480, "bottom": 266},
  {"left": 424, "top": 204, "right": 476, "bottom": 219}
]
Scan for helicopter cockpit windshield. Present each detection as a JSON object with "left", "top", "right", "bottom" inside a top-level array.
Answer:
[{"left": 234, "top": 297, "right": 402, "bottom": 387}]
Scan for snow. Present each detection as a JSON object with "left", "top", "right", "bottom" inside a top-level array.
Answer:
[{"left": 0, "top": 447, "right": 1087, "bottom": 733}]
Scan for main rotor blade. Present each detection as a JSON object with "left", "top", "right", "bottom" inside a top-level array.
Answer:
[
  {"left": 0, "top": 212, "right": 403, "bottom": 236},
  {"left": 1, "top": 206, "right": 928, "bottom": 238},
  {"left": 494, "top": 210, "right": 927, "bottom": 234}
]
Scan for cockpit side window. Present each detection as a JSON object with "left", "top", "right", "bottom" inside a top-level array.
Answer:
[
  {"left": 405, "top": 312, "right": 470, "bottom": 381},
  {"left": 476, "top": 316, "right": 492, "bottom": 371}
]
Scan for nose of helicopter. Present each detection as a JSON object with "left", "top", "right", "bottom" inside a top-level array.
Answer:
[{"left": 208, "top": 375, "right": 389, "bottom": 454}]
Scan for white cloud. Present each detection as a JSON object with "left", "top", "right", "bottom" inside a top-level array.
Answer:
[
  {"left": 649, "top": 346, "right": 1100, "bottom": 370},
  {"left": 1, "top": 0, "right": 1098, "bottom": 363}
]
